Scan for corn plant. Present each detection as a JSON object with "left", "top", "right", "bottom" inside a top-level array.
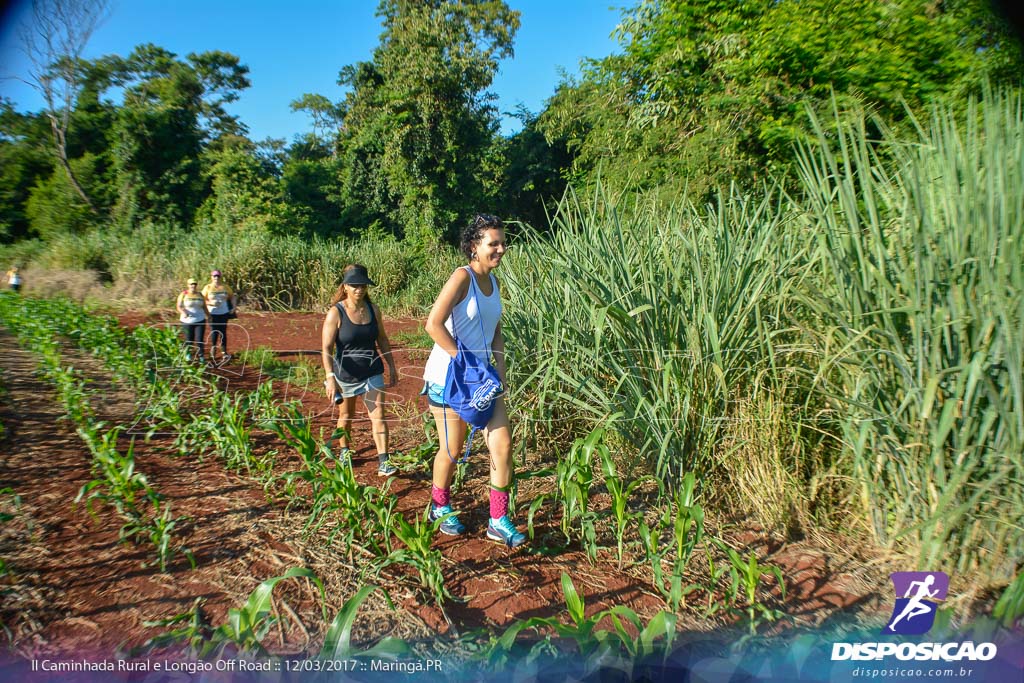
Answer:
[
  {"left": 714, "top": 539, "right": 786, "bottom": 634},
  {"left": 184, "top": 567, "right": 327, "bottom": 658},
  {"left": 554, "top": 429, "right": 602, "bottom": 560},
  {"left": 638, "top": 512, "right": 692, "bottom": 612},
  {"left": 139, "top": 598, "right": 209, "bottom": 654},
  {"left": 121, "top": 501, "right": 195, "bottom": 573},
  {"left": 243, "top": 380, "right": 281, "bottom": 425},
  {"left": 49, "top": 365, "right": 93, "bottom": 427},
  {"left": 273, "top": 407, "right": 393, "bottom": 552},
  {"left": 319, "top": 585, "right": 410, "bottom": 660},
  {"left": 383, "top": 505, "right": 450, "bottom": 606},
  {"left": 597, "top": 420, "right": 652, "bottom": 568},
  {"left": 208, "top": 392, "right": 259, "bottom": 475},
  {"left": 485, "top": 572, "right": 677, "bottom": 674},
  {"left": 137, "top": 381, "right": 186, "bottom": 439},
  {"left": 670, "top": 472, "right": 705, "bottom": 571},
  {"left": 75, "top": 425, "right": 152, "bottom": 521}
]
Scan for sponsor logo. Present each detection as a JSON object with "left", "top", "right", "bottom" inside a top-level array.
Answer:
[
  {"left": 885, "top": 571, "right": 949, "bottom": 635},
  {"left": 831, "top": 641, "right": 996, "bottom": 662},
  {"left": 831, "top": 571, "right": 997, "bottom": 662},
  {"left": 469, "top": 379, "right": 502, "bottom": 411}
]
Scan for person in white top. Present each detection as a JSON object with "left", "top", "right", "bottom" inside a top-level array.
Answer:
[
  {"left": 6, "top": 266, "right": 22, "bottom": 292},
  {"left": 202, "top": 269, "right": 237, "bottom": 364},
  {"left": 176, "top": 278, "right": 210, "bottom": 363},
  {"left": 422, "top": 214, "right": 526, "bottom": 548}
]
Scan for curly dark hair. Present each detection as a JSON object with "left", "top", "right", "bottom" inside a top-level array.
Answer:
[{"left": 460, "top": 213, "right": 504, "bottom": 260}]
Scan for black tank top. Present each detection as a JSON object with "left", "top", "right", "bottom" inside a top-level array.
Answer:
[{"left": 333, "top": 301, "right": 384, "bottom": 382}]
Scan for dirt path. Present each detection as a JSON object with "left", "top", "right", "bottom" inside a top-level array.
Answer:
[{"left": 0, "top": 311, "right": 890, "bottom": 661}]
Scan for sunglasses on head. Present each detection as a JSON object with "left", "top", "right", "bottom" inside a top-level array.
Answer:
[{"left": 472, "top": 213, "right": 501, "bottom": 229}]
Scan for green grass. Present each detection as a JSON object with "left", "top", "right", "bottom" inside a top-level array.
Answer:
[
  {"left": 236, "top": 347, "right": 322, "bottom": 392},
  {"left": 501, "top": 87, "right": 1023, "bottom": 582},
  {"left": 2, "top": 228, "right": 461, "bottom": 315},
  {"left": 389, "top": 328, "right": 433, "bottom": 349}
]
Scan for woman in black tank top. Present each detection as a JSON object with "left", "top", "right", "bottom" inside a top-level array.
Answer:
[{"left": 320, "top": 264, "right": 398, "bottom": 476}]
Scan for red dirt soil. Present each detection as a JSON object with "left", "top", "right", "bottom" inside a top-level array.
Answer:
[{"left": 0, "top": 309, "right": 887, "bottom": 661}]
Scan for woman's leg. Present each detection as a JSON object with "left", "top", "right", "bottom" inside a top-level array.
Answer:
[
  {"left": 430, "top": 404, "right": 467, "bottom": 491},
  {"left": 483, "top": 397, "right": 525, "bottom": 546},
  {"left": 428, "top": 404, "right": 469, "bottom": 534},
  {"left": 362, "top": 386, "right": 390, "bottom": 454},
  {"left": 181, "top": 323, "right": 192, "bottom": 358},
  {"left": 193, "top": 323, "right": 205, "bottom": 359},
  {"left": 209, "top": 315, "right": 227, "bottom": 355},
  {"left": 484, "top": 397, "right": 513, "bottom": 489},
  {"left": 335, "top": 395, "right": 357, "bottom": 451},
  {"left": 219, "top": 315, "right": 229, "bottom": 354}
]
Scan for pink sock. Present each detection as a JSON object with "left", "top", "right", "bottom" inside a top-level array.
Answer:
[
  {"left": 489, "top": 488, "right": 509, "bottom": 520},
  {"left": 431, "top": 485, "right": 450, "bottom": 507}
]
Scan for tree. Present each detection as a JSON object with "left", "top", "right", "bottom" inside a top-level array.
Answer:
[
  {"left": 494, "top": 105, "right": 571, "bottom": 232},
  {"left": 102, "top": 44, "right": 251, "bottom": 228},
  {"left": 0, "top": 100, "right": 53, "bottom": 240},
  {"left": 19, "top": 0, "right": 110, "bottom": 212},
  {"left": 196, "top": 139, "right": 287, "bottom": 233},
  {"left": 540, "top": 0, "right": 1024, "bottom": 199},
  {"left": 334, "top": 0, "right": 520, "bottom": 247},
  {"left": 290, "top": 93, "right": 343, "bottom": 155}
]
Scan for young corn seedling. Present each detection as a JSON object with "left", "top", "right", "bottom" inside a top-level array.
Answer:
[
  {"left": 140, "top": 501, "right": 195, "bottom": 572},
  {"left": 203, "top": 567, "right": 327, "bottom": 658},
  {"left": 383, "top": 504, "right": 450, "bottom": 607},
  {"left": 715, "top": 539, "right": 786, "bottom": 634},
  {"left": 486, "top": 571, "right": 612, "bottom": 668},
  {"left": 638, "top": 511, "right": 694, "bottom": 612},
  {"left": 598, "top": 438, "right": 651, "bottom": 569},
  {"left": 671, "top": 472, "right": 705, "bottom": 573},
  {"left": 319, "top": 585, "right": 410, "bottom": 660},
  {"left": 486, "top": 572, "right": 678, "bottom": 675},
  {"left": 209, "top": 392, "right": 259, "bottom": 475},
  {"left": 244, "top": 380, "right": 281, "bottom": 425},
  {"left": 139, "top": 598, "right": 210, "bottom": 655},
  {"left": 76, "top": 425, "right": 152, "bottom": 521},
  {"left": 555, "top": 428, "right": 603, "bottom": 561}
]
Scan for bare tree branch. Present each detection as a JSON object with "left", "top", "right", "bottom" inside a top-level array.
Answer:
[{"left": 20, "top": 0, "right": 111, "bottom": 213}]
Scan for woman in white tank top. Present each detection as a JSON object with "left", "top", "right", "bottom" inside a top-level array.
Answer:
[{"left": 421, "top": 214, "right": 526, "bottom": 548}]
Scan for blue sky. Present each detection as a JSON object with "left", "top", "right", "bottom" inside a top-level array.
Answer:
[{"left": 0, "top": 1, "right": 624, "bottom": 140}]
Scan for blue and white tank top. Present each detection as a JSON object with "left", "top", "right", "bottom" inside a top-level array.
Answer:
[{"left": 423, "top": 267, "right": 502, "bottom": 386}]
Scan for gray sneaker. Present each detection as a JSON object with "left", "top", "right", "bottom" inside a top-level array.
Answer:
[
  {"left": 333, "top": 447, "right": 353, "bottom": 465},
  {"left": 429, "top": 504, "right": 466, "bottom": 536},
  {"left": 486, "top": 515, "right": 527, "bottom": 548},
  {"left": 377, "top": 458, "right": 398, "bottom": 477}
]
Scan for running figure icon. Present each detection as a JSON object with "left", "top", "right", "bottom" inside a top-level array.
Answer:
[{"left": 888, "top": 574, "right": 939, "bottom": 632}]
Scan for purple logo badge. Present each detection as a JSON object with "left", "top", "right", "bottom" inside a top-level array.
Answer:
[{"left": 885, "top": 572, "right": 949, "bottom": 635}]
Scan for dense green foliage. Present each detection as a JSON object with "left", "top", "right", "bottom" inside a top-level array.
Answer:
[
  {"left": 540, "top": 0, "right": 1023, "bottom": 200},
  {"left": 501, "top": 89, "right": 1023, "bottom": 579},
  {"left": 330, "top": 0, "right": 520, "bottom": 247},
  {"left": 4, "top": 0, "right": 1020, "bottom": 254}
]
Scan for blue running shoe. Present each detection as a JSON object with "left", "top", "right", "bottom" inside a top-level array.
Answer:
[
  {"left": 429, "top": 504, "right": 466, "bottom": 536},
  {"left": 486, "top": 516, "right": 526, "bottom": 548},
  {"left": 332, "top": 447, "right": 353, "bottom": 466}
]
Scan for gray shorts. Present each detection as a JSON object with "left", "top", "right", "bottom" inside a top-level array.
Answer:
[{"left": 336, "top": 373, "right": 385, "bottom": 399}]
